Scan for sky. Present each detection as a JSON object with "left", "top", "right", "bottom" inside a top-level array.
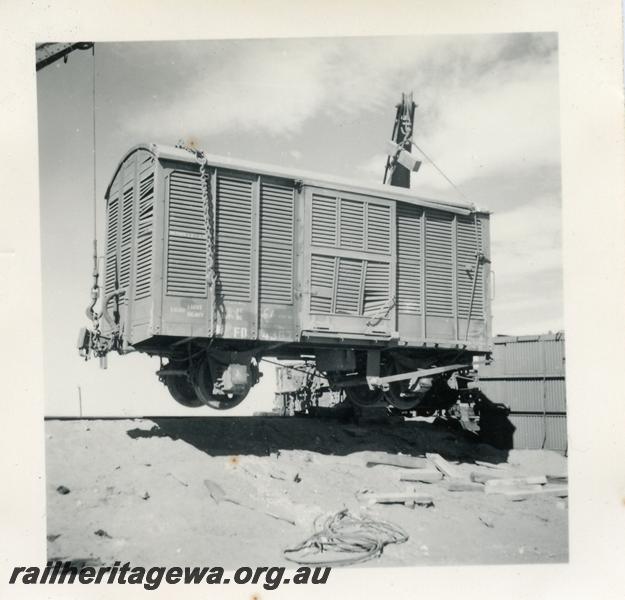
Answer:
[{"left": 36, "top": 33, "right": 562, "bottom": 416}]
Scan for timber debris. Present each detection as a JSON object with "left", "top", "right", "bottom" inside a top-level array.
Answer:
[{"left": 361, "top": 452, "right": 568, "bottom": 504}]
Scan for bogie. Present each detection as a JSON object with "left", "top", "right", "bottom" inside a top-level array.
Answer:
[{"left": 164, "top": 373, "right": 203, "bottom": 408}]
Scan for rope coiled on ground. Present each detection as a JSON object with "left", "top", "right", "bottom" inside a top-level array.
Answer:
[{"left": 284, "top": 509, "right": 408, "bottom": 567}]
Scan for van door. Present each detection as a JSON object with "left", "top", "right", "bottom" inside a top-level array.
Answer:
[{"left": 304, "top": 187, "right": 396, "bottom": 339}]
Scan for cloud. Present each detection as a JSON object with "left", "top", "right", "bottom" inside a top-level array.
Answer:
[
  {"left": 409, "top": 59, "right": 560, "bottom": 194},
  {"left": 126, "top": 39, "right": 335, "bottom": 139},
  {"left": 490, "top": 195, "right": 563, "bottom": 333},
  {"left": 355, "top": 37, "right": 560, "bottom": 200},
  {"left": 357, "top": 152, "right": 391, "bottom": 185},
  {"left": 492, "top": 194, "right": 561, "bottom": 271},
  {"left": 124, "top": 33, "right": 559, "bottom": 161}
]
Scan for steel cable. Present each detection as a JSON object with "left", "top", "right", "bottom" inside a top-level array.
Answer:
[{"left": 92, "top": 44, "right": 97, "bottom": 240}]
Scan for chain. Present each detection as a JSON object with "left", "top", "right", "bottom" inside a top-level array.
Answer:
[
  {"left": 197, "top": 157, "right": 215, "bottom": 288},
  {"left": 175, "top": 141, "right": 218, "bottom": 336}
]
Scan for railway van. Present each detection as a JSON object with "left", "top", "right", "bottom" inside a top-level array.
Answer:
[{"left": 79, "top": 143, "right": 492, "bottom": 412}]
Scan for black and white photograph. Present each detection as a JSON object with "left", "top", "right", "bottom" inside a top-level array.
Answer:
[
  {"left": 37, "top": 32, "right": 568, "bottom": 569},
  {"left": 2, "top": 1, "right": 625, "bottom": 598}
]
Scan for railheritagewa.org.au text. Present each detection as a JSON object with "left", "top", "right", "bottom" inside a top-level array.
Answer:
[{"left": 9, "top": 561, "right": 331, "bottom": 590}]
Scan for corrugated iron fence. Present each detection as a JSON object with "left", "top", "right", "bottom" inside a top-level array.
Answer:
[{"left": 477, "top": 333, "right": 567, "bottom": 452}]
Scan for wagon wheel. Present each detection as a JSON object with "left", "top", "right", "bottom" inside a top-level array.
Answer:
[
  {"left": 165, "top": 375, "right": 204, "bottom": 408},
  {"left": 345, "top": 384, "right": 384, "bottom": 408},
  {"left": 192, "top": 357, "right": 248, "bottom": 410},
  {"left": 383, "top": 363, "right": 422, "bottom": 411}
]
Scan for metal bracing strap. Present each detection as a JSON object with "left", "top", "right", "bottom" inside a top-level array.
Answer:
[
  {"left": 464, "top": 211, "right": 483, "bottom": 341},
  {"left": 366, "top": 363, "right": 471, "bottom": 390},
  {"left": 464, "top": 251, "right": 482, "bottom": 341}
]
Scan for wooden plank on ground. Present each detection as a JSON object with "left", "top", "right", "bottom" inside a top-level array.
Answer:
[
  {"left": 359, "top": 491, "right": 434, "bottom": 506},
  {"left": 485, "top": 483, "right": 543, "bottom": 496},
  {"left": 546, "top": 474, "right": 568, "bottom": 484},
  {"left": 471, "top": 471, "right": 510, "bottom": 483},
  {"left": 400, "top": 469, "right": 443, "bottom": 483},
  {"left": 366, "top": 455, "right": 429, "bottom": 469},
  {"left": 473, "top": 471, "right": 566, "bottom": 485},
  {"left": 447, "top": 479, "right": 484, "bottom": 492},
  {"left": 503, "top": 485, "right": 568, "bottom": 501},
  {"left": 426, "top": 453, "right": 465, "bottom": 479},
  {"left": 485, "top": 476, "right": 548, "bottom": 490},
  {"left": 475, "top": 460, "right": 505, "bottom": 470}
]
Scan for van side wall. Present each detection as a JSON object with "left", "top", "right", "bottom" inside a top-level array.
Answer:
[{"left": 102, "top": 155, "right": 491, "bottom": 352}]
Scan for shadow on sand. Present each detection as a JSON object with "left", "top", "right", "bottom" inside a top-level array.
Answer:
[{"left": 126, "top": 414, "right": 510, "bottom": 463}]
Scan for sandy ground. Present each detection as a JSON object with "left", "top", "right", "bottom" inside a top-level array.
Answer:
[{"left": 45, "top": 416, "right": 568, "bottom": 568}]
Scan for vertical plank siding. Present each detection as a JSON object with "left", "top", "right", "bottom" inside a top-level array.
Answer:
[{"left": 102, "top": 147, "right": 490, "bottom": 350}]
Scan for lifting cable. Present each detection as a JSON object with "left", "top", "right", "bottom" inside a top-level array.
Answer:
[
  {"left": 283, "top": 509, "right": 408, "bottom": 567},
  {"left": 92, "top": 43, "right": 97, "bottom": 243},
  {"left": 85, "top": 43, "right": 101, "bottom": 332},
  {"left": 410, "top": 139, "right": 469, "bottom": 202}
]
